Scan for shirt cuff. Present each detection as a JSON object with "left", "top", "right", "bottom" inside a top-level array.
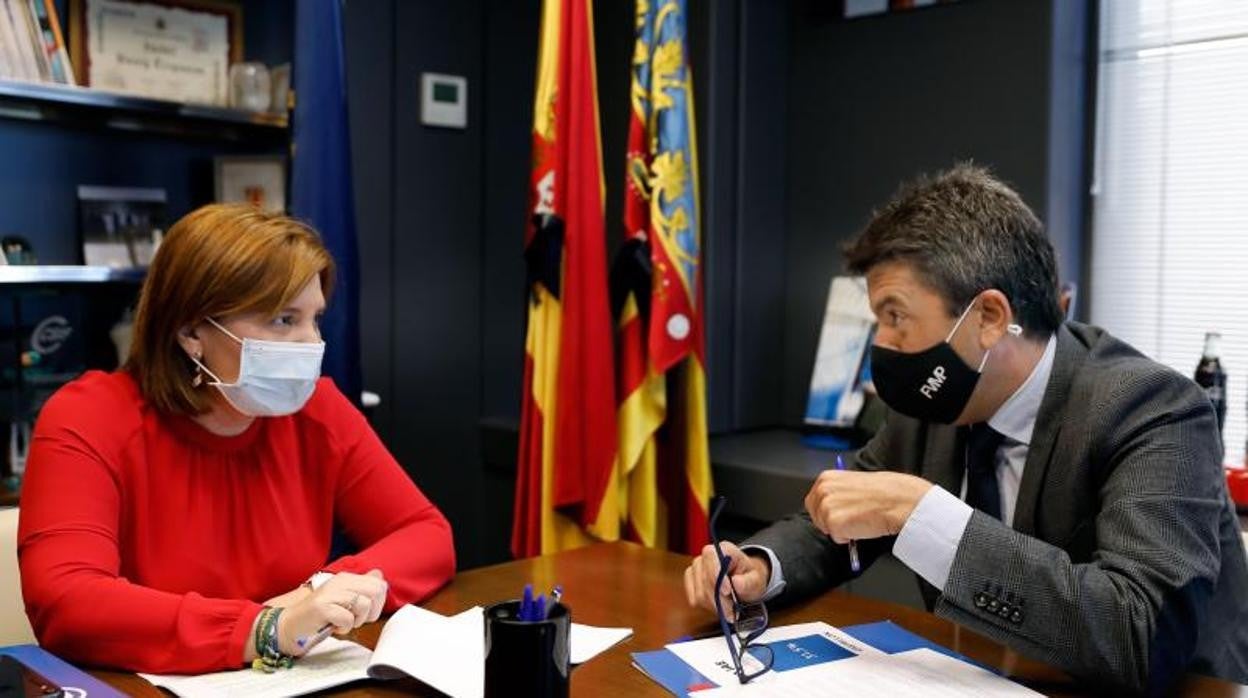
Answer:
[
  {"left": 305, "top": 572, "right": 334, "bottom": 590},
  {"left": 740, "top": 544, "right": 786, "bottom": 601},
  {"left": 892, "top": 485, "right": 974, "bottom": 592}
]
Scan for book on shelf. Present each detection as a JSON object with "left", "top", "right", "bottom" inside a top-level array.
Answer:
[
  {"left": 0, "top": 0, "right": 75, "bottom": 85},
  {"left": 0, "top": 0, "right": 37, "bottom": 81},
  {"left": 0, "top": 2, "right": 15, "bottom": 78},
  {"left": 29, "top": 0, "right": 75, "bottom": 84}
]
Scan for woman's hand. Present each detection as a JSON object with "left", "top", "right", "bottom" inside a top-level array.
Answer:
[
  {"left": 275, "top": 569, "right": 389, "bottom": 656},
  {"left": 262, "top": 585, "right": 312, "bottom": 609}
]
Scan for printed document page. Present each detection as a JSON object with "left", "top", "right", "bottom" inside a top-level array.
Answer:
[
  {"left": 696, "top": 648, "right": 1043, "bottom": 697},
  {"left": 666, "top": 622, "right": 882, "bottom": 686},
  {"left": 139, "top": 638, "right": 371, "bottom": 698}
]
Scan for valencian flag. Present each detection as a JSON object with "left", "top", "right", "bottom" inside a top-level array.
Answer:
[
  {"left": 611, "top": 0, "right": 712, "bottom": 555},
  {"left": 291, "top": 0, "right": 361, "bottom": 407},
  {"left": 511, "top": 0, "right": 620, "bottom": 557}
]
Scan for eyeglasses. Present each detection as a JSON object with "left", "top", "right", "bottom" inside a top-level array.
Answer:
[{"left": 709, "top": 495, "right": 774, "bottom": 684}]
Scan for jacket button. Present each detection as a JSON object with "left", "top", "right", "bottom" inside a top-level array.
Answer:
[
  {"left": 1010, "top": 609, "right": 1023, "bottom": 624},
  {"left": 974, "top": 593, "right": 989, "bottom": 609},
  {"left": 997, "top": 603, "right": 1012, "bottom": 618},
  {"left": 986, "top": 599, "right": 1000, "bottom": 613}
]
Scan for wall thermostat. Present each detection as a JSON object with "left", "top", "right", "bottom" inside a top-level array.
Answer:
[{"left": 421, "top": 73, "right": 467, "bottom": 129}]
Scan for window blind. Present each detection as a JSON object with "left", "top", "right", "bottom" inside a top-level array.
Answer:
[{"left": 1091, "top": 0, "right": 1248, "bottom": 466}]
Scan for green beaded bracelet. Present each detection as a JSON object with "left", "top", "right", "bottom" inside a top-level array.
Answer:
[{"left": 251, "top": 607, "right": 294, "bottom": 672}]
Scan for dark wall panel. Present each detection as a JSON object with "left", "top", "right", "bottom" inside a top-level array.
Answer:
[
  {"left": 478, "top": 0, "right": 541, "bottom": 563},
  {"left": 478, "top": 0, "right": 538, "bottom": 424},
  {"left": 345, "top": 0, "right": 398, "bottom": 438},
  {"left": 700, "top": 0, "right": 740, "bottom": 434},
  {"left": 781, "top": 0, "right": 1054, "bottom": 423},
  {"left": 388, "top": 0, "right": 487, "bottom": 569},
  {"left": 731, "top": 0, "right": 789, "bottom": 429},
  {"left": 242, "top": 0, "right": 294, "bottom": 67}
]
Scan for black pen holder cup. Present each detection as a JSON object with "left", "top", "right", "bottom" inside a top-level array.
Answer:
[{"left": 483, "top": 599, "right": 571, "bottom": 698}]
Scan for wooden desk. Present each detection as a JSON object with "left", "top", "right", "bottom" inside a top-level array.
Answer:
[{"left": 90, "top": 542, "right": 1245, "bottom": 697}]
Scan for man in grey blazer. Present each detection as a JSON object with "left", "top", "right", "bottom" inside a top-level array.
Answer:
[{"left": 684, "top": 165, "right": 1248, "bottom": 693}]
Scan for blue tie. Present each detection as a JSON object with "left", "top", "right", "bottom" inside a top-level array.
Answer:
[{"left": 965, "top": 424, "right": 1005, "bottom": 519}]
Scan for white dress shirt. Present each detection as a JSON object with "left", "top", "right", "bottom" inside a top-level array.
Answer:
[{"left": 749, "top": 335, "right": 1058, "bottom": 600}]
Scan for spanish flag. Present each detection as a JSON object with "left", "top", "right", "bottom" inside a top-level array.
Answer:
[
  {"left": 511, "top": 0, "right": 619, "bottom": 558},
  {"left": 610, "top": 0, "right": 712, "bottom": 555}
]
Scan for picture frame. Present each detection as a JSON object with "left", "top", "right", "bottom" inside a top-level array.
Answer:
[
  {"left": 804, "top": 276, "right": 876, "bottom": 429},
  {"left": 68, "top": 0, "right": 244, "bottom": 104},
  {"left": 214, "top": 155, "right": 286, "bottom": 213},
  {"left": 76, "top": 185, "right": 167, "bottom": 269}
]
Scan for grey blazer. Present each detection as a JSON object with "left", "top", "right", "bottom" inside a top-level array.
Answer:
[{"left": 747, "top": 322, "right": 1248, "bottom": 693}]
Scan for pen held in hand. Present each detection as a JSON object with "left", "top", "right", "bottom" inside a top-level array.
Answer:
[
  {"left": 836, "top": 455, "right": 862, "bottom": 574},
  {"left": 296, "top": 622, "right": 335, "bottom": 651}
]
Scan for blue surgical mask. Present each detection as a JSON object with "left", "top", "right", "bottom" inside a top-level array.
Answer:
[{"left": 192, "top": 318, "right": 325, "bottom": 417}]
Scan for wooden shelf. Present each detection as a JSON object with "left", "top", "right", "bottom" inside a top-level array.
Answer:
[{"left": 0, "top": 79, "right": 287, "bottom": 143}]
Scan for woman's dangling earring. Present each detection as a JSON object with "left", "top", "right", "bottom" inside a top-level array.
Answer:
[{"left": 192, "top": 352, "right": 204, "bottom": 387}]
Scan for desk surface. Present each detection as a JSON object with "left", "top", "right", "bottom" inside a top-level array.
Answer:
[{"left": 91, "top": 541, "right": 1245, "bottom": 697}]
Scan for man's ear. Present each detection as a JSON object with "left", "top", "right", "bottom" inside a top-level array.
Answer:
[{"left": 976, "top": 289, "right": 1016, "bottom": 349}]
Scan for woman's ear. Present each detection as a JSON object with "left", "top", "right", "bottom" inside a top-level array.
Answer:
[{"left": 176, "top": 323, "right": 202, "bottom": 361}]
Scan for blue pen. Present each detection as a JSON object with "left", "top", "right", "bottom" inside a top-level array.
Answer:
[
  {"left": 521, "top": 583, "right": 534, "bottom": 620},
  {"left": 836, "top": 455, "right": 862, "bottom": 573},
  {"left": 534, "top": 594, "right": 546, "bottom": 621},
  {"left": 296, "top": 622, "right": 335, "bottom": 651},
  {"left": 550, "top": 585, "right": 563, "bottom": 607}
]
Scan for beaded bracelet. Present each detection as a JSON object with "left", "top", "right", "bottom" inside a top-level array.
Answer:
[{"left": 251, "top": 606, "right": 295, "bottom": 672}]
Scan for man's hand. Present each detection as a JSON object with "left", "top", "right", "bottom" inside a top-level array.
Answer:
[
  {"left": 683, "top": 542, "right": 771, "bottom": 617},
  {"left": 804, "top": 470, "right": 933, "bottom": 543}
]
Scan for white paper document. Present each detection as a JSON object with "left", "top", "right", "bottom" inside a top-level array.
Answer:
[
  {"left": 140, "top": 604, "right": 633, "bottom": 698},
  {"left": 570, "top": 622, "right": 635, "bottom": 664},
  {"left": 139, "top": 638, "right": 372, "bottom": 698},
  {"left": 665, "top": 622, "right": 882, "bottom": 686},
  {"left": 696, "top": 648, "right": 1043, "bottom": 697}
]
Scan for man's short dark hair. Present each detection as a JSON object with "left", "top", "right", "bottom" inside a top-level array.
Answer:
[{"left": 844, "top": 164, "right": 1064, "bottom": 338}]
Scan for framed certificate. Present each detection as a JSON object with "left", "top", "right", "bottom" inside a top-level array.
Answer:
[
  {"left": 68, "top": 0, "right": 243, "bottom": 105},
  {"left": 214, "top": 155, "right": 286, "bottom": 213}
]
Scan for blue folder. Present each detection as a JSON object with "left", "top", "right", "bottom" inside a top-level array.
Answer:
[
  {"left": 632, "top": 620, "right": 987, "bottom": 697},
  {"left": 0, "top": 645, "right": 126, "bottom": 697}
]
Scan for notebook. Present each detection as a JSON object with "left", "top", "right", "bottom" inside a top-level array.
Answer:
[{"left": 0, "top": 645, "right": 126, "bottom": 697}]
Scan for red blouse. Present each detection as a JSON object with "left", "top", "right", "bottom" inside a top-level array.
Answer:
[{"left": 17, "top": 370, "right": 455, "bottom": 673}]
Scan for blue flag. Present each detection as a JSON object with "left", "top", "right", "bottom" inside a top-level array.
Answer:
[{"left": 291, "top": 0, "right": 362, "bottom": 406}]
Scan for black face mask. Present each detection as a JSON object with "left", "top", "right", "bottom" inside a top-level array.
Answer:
[{"left": 870, "top": 298, "right": 990, "bottom": 425}]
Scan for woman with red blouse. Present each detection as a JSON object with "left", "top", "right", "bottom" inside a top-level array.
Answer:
[{"left": 17, "top": 204, "right": 455, "bottom": 673}]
